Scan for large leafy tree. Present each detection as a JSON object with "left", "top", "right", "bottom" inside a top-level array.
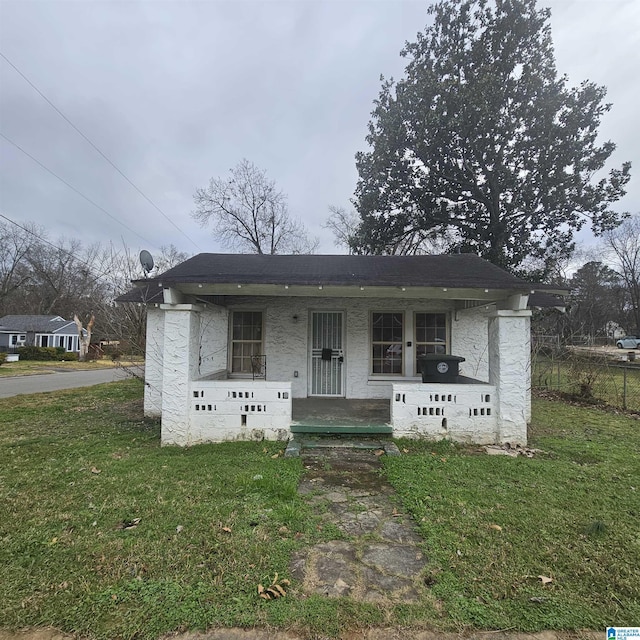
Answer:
[
  {"left": 351, "top": 0, "right": 631, "bottom": 278},
  {"left": 566, "top": 261, "right": 626, "bottom": 340}
]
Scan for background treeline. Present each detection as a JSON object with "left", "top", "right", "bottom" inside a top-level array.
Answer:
[{"left": 0, "top": 220, "right": 188, "bottom": 355}]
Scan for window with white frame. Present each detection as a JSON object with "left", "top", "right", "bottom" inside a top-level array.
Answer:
[
  {"left": 231, "top": 311, "right": 263, "bottom": 374},
  {"left": 371, "top": 312, "right": 403, "bottom": 374},
  {"left": 415, "top": 312, "right": 448, "bottom": 373}
]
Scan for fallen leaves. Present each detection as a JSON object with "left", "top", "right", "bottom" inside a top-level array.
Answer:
[
  {"left": 538, "top": 574, "right": 553, "bottom": 585},
  {"left": 258, "top": 572, "right": 290, "bottom": 600},
  {"left": 489, "top": 524, "right": 503, "bottom": 532},
  {"left": 90, "top": 467, "right": 101, "bottom": 475}
]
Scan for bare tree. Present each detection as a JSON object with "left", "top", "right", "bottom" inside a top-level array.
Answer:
[
  {"left": 324, "top": 206, "right": 359, "bottom": 253},
  {"left": 0, "top": 220, "right": 39, "bottom": 315},
  {"left": 95, "top": 243, "right": 190, "bottom": 356},
  {"left": 192, "top": 159, "right": 318, "bottom": 254},
  {"left": 604, "top": 214, "right": 640, "bottom": 334}
]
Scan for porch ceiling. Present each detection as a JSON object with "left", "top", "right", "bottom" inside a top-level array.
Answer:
[{"left": 170, "top": 281, "right": 533, "bottom": 302}]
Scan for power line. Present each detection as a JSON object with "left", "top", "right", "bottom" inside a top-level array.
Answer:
[
  {"left": 0, "top": 131, "right": 157, "bottom": 249},
  {"left": 0, "top": 51, "right": 202, "bottom": 251},
  {"left": 0, "top": 212, "right": 130, "bottom": 287}
]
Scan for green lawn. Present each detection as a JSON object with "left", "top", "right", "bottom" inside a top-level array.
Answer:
[
  {"left": 1, "top": 380, "right": 638, "bottom": 638},
  {"left": 0, "top": 358, "right": 143, "bottom": 377}
]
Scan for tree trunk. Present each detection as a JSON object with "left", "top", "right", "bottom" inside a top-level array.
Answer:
[{"left": 74, "top": 313, "right": 95, "bottom": 362}]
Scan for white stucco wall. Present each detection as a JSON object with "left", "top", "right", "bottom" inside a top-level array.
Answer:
[
  {"left": 392, "top": 382, "right": 497, "bottom": 443},
  {"left": 143, "top": 306, "right": 164, "bottom": 418},
  {"left": 196, "top": 305, "right": 230, "bottom": 378},
  {"left": 453, "top": 308, "right": 490, "bottom": 382},
  {"left": 189, "top": 380, "right": 292, "bottom": 444},
  {"left": 228, "top": 296, "right": 465, "bottom": 399},
  {"left": 160, "top": 304, "right": 202, "bottom": 446},
  {"left": 488, "top": 310, "right": 531, "bottom": 445},
  {"left": 151, "top": 295, "right": 529, "bottom": 446}
]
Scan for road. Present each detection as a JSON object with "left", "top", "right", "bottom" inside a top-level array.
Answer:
[{"left": 0, "top": 367, "right": 137, "bottom": 399}]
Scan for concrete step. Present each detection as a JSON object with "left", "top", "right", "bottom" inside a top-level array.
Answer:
[{"left": 285, "top": 436, "right": 400, "bottom": 458}]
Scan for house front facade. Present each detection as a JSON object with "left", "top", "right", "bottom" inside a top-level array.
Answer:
[
  {"left": 124, "top": 253, "right": 565, "bottom": 447},
  {"left": 0, "top": 315, "right": 81, "bottom": 353}
]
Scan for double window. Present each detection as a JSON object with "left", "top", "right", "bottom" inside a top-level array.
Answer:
[
  {"left": 231, "top": 311, "right": 263, "bottom": 374},
  {"left": 371, "top": 311, "right": 448, "bottom": 376}
]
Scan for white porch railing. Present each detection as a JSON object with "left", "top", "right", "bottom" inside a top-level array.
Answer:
[
  {"left": 391, "top": 382, "right": 497, "bottom": 443},
  {"left": 188, "top": 378, "right": 292, "bottom": 443}
]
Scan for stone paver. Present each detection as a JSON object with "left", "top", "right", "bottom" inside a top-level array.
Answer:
[{"left": 290, "top": 444, "right": 427, "bottom": 604}]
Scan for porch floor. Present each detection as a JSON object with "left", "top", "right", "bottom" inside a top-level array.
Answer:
[{"left": 291, "top": 398, "right": 392, "bottom": 434}]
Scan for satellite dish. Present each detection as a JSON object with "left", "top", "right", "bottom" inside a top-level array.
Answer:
[{"left": 139, "top": 250, "right": 154, "bottom": 275}]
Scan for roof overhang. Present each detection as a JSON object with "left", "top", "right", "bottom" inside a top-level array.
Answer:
[{"left": 156, "top": 281, "right": 537, "bottom": 305}]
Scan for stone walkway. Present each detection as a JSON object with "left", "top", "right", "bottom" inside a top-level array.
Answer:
[{"left": 289, "top": 442, "right": 427, "bottom": 603}]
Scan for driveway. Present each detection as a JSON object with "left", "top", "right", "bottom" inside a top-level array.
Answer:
[{"left": 0, "top": 367, "right": 137, "bottom": 398}]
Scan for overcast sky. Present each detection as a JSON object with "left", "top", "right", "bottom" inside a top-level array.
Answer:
[{"left": 1, "top": 0, "right": 638, "bottom": 262}]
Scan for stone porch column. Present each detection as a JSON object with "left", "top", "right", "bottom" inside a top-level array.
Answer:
[
  {"left": 160, "top": 303, "right": 203, "bottom": 445},
  {"left": 143, "top": 306, "right": 164, "bottom": 417},
  {"left": 488, "top": 308, "right": 532, "bottom": 445}
]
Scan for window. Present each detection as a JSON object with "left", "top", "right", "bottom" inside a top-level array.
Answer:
[
  {"left": 231, "top": 311, "right": 263, "bottom": 374},
  {"left": 371, "top": 312, "right": 403, "bottom": 374},
  {"left": 415, "top": 313, "right": 448, "bottom": 372}
]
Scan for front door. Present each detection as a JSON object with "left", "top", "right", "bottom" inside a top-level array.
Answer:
[{"left": 310, "top": 311, "right": 345, "bottom": 397}]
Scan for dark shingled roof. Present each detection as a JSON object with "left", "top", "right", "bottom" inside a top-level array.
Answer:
[
  {"left": 115, "top": 284, "right": 163, "bottom": 304},
  {"left": 136, "top": 253, "right": 534, "bottom": 289}
]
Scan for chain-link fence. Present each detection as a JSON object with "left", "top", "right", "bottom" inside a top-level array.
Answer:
[{"left": 533, "top": 349, "right": 640, "bottom": 412}]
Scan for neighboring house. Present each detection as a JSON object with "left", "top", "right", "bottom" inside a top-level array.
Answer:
[
  {"left": 119, "top": 253, "right": 567, "bottom": 447},
  {"left": 0, "top": 315, "right": 81, "bottom": 353}
]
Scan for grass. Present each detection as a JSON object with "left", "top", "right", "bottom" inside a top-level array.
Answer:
[
  {"left": 533, "top": 354, "right": 640, "bottom": 411},
  {"left": 384, "top": 398, "right": 640, "bottom": 630},
  {"left": 1, "top": 381, "right": 639, "bottom": 638},
  {"left": 0, "top": 358, "right": 143, "bottom": 377}
]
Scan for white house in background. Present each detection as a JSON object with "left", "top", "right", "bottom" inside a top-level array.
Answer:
[
  {"left": 119, "top": 253, "right": 567, "bottom": 447},
  {"left": 0, "top": 315, "right": 80, "bottom": 353}
]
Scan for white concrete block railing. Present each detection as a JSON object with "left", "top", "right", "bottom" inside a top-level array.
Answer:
[
  {"left": 188, "top": 379, "right": 292, "bottom": 444},
  {"left": 391, "top": 382, "right": 498, "bottom": 443}
]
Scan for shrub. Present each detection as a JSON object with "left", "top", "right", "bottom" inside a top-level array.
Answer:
[
  {"left": 0, "top": 352, "right": 6, "bottom": 366},
  {"left": 59, "top": 352, "right": 78, "bottom": 361},
  {"left": 17, "top": 346, "right": 60, "bottom": 361}
]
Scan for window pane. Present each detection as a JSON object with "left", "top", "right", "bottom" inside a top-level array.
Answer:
[
  {"left": 415, "top": 313, "right": 448, "bottom": 373},
  {"left": 371, "top": 312, "right": 403, "bottom": 375},
  {"left": 231, "top": 312, "right": 263, "bottom": 373}
]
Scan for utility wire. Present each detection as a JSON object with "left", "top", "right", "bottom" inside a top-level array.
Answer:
[
  {"left": 0, "top": 212, "right": 133, "bottom": 287},
  {"left": 0, "top": 51, "right": 202, "bottom": 251},
  {"left": 0, "top": 131, "right": 157, "bottom": 249}
]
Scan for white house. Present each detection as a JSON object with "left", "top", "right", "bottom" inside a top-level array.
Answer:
[{"left": 120, "top": 253, "right": 566, "bottom": 447}]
